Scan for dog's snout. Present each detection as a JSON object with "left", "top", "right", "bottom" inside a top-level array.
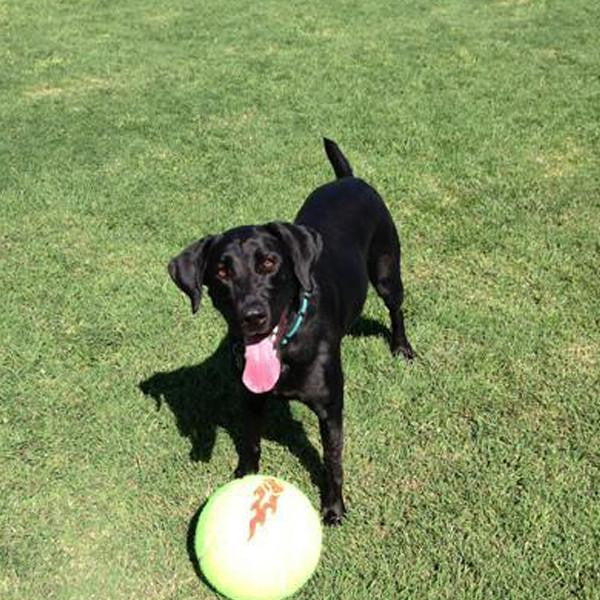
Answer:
[{"left": 242, "top": 304, "right": 268, "bottom": 331}]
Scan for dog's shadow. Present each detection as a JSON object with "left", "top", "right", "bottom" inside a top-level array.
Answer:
[
  {"left": 348, "top": 315, "right": 390, "bottom": 342},
  {"left": 138, "top": 316, "right": 389, "bottom": 499},
  {"left": 140, "top": 316, "right": 389, "bottom": 579},
  {"left": 139, "top": 337, "right": 328, "bottom": 495}
]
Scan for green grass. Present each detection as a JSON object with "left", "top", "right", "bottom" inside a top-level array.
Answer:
[{"left": 1, "top": 0, "right": 599, "bottom": 598}]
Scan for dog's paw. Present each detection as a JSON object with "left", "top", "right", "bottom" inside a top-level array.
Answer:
[
  {"left": 321, "top": 500, "right": 346, "bottom": 526},
  {"left": 233, "top": 461, "right": 259, "bottom": 479},
  {"left": 392, "top": 341, "right": 415, "bottom": 361},
  {"left": 322, "top": 508, "right": 344, "bottom": 526}
]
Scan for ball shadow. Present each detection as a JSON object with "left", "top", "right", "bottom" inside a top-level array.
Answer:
[{"left": 186, "top": 499, "right": 217, "bottom": 593}]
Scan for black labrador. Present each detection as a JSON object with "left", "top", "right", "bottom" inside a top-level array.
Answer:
[{"left": 168, "top": 139, "right": 414, "bottom": 525}]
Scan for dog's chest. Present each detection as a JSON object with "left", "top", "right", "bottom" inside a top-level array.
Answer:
[{"left": 274, "top": 341, "right": 330, "bottom": 401}]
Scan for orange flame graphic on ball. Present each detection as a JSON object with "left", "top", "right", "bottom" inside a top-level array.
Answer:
[{"left": 248, "top": 478, "right": 285, "bottom": 540}]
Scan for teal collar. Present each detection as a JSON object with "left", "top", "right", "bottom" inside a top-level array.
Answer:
[{"left": 280, "top": 292, "right": 311, "bottom": 347}]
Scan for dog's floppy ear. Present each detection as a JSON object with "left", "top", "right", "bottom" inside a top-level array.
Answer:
[
  {"left": 265, "top": 222, "right": 323, "bottom": 292},
  {"left": 167, "top": 235, "right": 217, "bottom": 314}
]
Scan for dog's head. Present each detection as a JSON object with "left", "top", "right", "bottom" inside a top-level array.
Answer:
[{"left": 168, "top": 222, "right": 322, "bottom": 392}]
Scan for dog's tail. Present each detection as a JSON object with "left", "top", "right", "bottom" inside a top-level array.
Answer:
[{"left": 323, "top": 138, "right": 353, "bottom": 179}]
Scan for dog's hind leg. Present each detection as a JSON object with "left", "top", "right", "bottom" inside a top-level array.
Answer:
[{"left": 368, "top": 222, "right": 414, "bottom": 360}]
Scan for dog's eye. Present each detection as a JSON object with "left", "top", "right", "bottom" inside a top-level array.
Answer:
[
  {"left": 216, "top": 264, "right": 229, "bottom": 281},
  {"left": 258, "top": 256, "right": 277, "bottom": 274}
]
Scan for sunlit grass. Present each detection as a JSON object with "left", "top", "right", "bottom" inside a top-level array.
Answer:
[{"left": 1, "top": 1, "right": 599, "bottom": 598}]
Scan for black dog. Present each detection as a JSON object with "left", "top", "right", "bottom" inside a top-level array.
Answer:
[{"left": 168, "top": 139, "right": 414, "bottom": 525}]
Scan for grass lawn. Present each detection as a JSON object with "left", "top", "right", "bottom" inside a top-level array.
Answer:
[{"left": 1, "top": 0, "right": 599, "bottom": 598}]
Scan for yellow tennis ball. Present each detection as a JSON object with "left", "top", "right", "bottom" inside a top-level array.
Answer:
[{"left": 195, "top": 475, "right": 322, "bottom": 600}]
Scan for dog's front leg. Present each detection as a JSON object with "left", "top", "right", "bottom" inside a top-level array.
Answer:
[
  {"left": 234, "top": 393, "right": 266, "bottom": 478},
  {"left": 312, "top": 356, "right": 346, "bottom": 525},
  {"left": 318, "top": 406, "right": 346, "bottom": 525}
]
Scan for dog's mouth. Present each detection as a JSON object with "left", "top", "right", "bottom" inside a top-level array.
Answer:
[
  {"left": 243, "top": 326, "right": 279, "bottom": 347},
  {"left": 241, "top": 318, "right": 286, "bottom": 395}
]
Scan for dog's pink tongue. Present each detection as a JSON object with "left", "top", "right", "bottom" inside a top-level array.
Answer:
[{"left": 242, "top": 336, "right": 281, "bottom": 394}]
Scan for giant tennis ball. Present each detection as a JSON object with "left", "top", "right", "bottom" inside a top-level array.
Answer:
[{"left": 195, "top": 475, "right": 322, "bottom": 600}]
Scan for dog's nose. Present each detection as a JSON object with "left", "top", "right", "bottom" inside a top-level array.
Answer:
[{"left": 242, "top": 305, "right": 268, "bottom": 331}]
